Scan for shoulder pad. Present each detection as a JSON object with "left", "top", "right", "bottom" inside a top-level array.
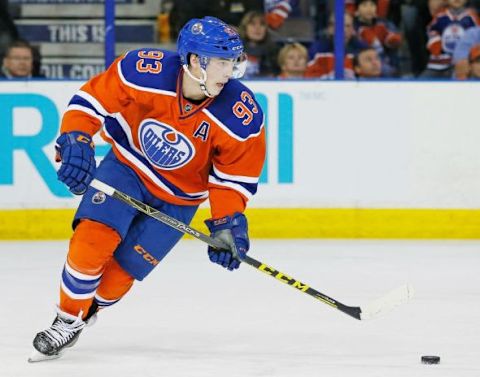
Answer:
[
  {"left": 118, "top": 48, "right": 180, "bottom": 93},
  {"left": 206, "top": 80, "right": 264, "bottom": 140}
]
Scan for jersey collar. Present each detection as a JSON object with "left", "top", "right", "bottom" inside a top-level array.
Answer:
[{"left": 176, "top": 72, "right": 214, "bottom": 120}]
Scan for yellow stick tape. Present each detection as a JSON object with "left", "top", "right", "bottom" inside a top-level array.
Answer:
[{"left": 1, "top": 208, "right": 480, "bottom": 240}]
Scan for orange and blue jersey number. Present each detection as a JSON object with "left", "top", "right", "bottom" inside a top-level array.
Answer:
[
  {"left": 136, "top": 50, "right": 164, "bottom": 74},
  {"left": 233, "top": 91, "right": 259, "bottom": 125}
]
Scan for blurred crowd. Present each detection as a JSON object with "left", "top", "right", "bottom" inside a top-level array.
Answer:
[
  {"left": 165, "top": 0, "right": 480, "bottom": 80},
  {"left": 2, "top": 0, "right": 480, "bottom": 80}
]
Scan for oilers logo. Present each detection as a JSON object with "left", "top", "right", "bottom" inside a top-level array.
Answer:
[
  {"left": 442, "top": 23, "right": 465, "bottom": 54},
  {"left": 139, "top": 119, "right": 195, "bottom": 170},
  {"left": 92, "top": 191, "right": 106, "bottom": 204}
]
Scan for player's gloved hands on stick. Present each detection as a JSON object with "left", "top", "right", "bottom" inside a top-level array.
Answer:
[
  {"left": 205, "top": 212, "right": 249, "bottom": 271},
  {"left": 55, "top": 131, "right": 96, "bottom": 195}
]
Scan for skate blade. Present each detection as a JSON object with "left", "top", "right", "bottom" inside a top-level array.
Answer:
[{"left": 28, "top": 349, "right": 63, "bottom": 363}]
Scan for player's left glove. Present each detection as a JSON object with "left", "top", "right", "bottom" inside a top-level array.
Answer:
[
  {"left": 55, "top": 131, "right": 96, "bottom": 195},
  {"left": 205, "top": 212, "right": 249, "bottom": 271}
]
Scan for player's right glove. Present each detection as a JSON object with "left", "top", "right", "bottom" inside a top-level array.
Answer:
[
  {"left": 205, "top": 212, "right": 249, "bottom": 271},
  {"left": 55, "top": 131, "right": 96, "bottom": 195}
]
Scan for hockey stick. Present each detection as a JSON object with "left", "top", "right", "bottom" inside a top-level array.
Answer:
[{"left": 90, "top": 179, "right": 414, "bottom": 320}]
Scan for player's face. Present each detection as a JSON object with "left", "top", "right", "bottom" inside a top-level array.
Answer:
[
  {"left": 357, "top": 1, "right": 377, "bottom": 22},
  {"left": 3, "top": 47, "right": 33, "bottom": 77},
  {"left": 205, "top": 57, "right": 235, "bottom": 96}
]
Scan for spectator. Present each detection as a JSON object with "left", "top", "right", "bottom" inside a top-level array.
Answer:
[
  {"left": 0, "top": 0, "right": 19, "bottom": 58},
  {"left": 277, "top": 42, "right": 308, "bottom": 78},
  {"left": 0, "top": 40, "right": 38, "bottom": 79},
  {"left": 468, "top": 43, "right": 480, "bottom": 78},
  {"left": 168, "top": 1, "right": 302, "bottom": 40},
  {"left": 345, "top": 0, "right": 391, "bottom": 18},
  {"left": 453, "top": 25, "right": 480, "bottom": 78},
  {"left": 422, "top": 0, "right": 479, "bottom": 78},
  {"left": 354, "top": 46, "right": 383, "bottom": 78},
  {"left": 305, "top": 12, "right": 367, "bottom": 79},
  {"left": 238, "top": 11, "right": 280, "bottom": 78},
  {"left": 354, "top": 0, "right": 403, "bottom": 76}
]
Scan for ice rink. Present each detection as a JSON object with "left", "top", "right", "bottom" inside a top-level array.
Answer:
[{"left": 1, "top": 239, "right": 479, "bottom": 377}]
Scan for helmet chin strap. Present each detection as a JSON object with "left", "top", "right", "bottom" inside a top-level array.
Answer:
[{"left": 182, "top": 64, "right": 215, "bottom": 98}]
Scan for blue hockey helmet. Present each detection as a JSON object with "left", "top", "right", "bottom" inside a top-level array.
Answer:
[{"left": 177, "top": 17, "right": 244, "bottom": 67}]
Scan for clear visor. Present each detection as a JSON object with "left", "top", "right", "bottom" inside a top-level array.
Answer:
[{"left": 232, "top": 53, "right": 248, "bottom": 79}]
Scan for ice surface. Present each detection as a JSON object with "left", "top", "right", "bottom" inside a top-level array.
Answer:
[{"left": 1, "top": 239, "right": 479, "bottom": 377}]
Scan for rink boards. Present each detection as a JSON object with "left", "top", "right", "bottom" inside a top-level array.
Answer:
[{"left": 0, "top": 80, "right": 479, "bottom": 239}]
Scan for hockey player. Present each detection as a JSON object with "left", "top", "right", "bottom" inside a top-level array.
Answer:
[{"left": 29, "top": 16, "right": 266, "bottom": 362}]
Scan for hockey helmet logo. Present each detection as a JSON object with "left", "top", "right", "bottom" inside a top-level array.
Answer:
[
  {"left": 139, "top": 119, "right": 195, "bottom": 170},
  {"left": 191, "top": 22, "right": 203, "bottom": 35}
]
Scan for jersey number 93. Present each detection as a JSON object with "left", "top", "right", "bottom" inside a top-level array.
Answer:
[{"left": 136, "top": 50, "right": 164, "bottom": 74}]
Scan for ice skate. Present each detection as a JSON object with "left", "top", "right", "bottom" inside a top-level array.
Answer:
[{"left": 28, "top": 307, "right": 86, "bottom": 363}]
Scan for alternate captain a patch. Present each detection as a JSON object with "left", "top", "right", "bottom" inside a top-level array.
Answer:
[
  {"left": 138, "top": 119, "right": 195, "bottom": 170},
  {"left": 193, "top": 121, "right": 210, "bottom": 142}
]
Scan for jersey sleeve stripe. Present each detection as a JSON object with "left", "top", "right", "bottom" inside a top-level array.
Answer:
[
  {"left": 212, "top": 164, "right": 259, "bottom": 184},
  {"left": 202, "top": 109, "right": 265, "bottom": 141},
  {"left": 104, "top": 118, "right": 209, "bottom": 200},
  {"left": 76, "top": 90, "right": 111, "bottom": 116},
  {"left": 208, "top": 175, "right": 254, "bottom": 199},
  {"left": 209, "top": 171, "right": 258, "bottom": 196},
  {"left": 115, "top": 113, "right": 143, "bottom": 155},
  {"left": 64, "top": 105, "right": 105, "bottom": 124}
]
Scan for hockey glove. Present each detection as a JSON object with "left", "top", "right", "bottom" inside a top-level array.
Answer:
[
  {"left": 205, "top": 212, "right": 249, "bottom": 271},
  {"left": 55, "top": 131, "right": 96, "bottom": 195}
]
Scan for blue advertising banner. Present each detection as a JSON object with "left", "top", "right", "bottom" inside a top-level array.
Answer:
[
  {"left": 41, "top": 60, "right": 105, "bottom": 79},
  {"left": 17, "top": 21, "right": 155, "bottom": 43}
]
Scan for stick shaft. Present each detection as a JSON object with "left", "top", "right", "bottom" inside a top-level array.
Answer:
[{"left": 90, "top": 179, "right": 362, "bottom": 320}]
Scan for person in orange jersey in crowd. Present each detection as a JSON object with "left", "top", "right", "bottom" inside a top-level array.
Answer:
[
  {"left": 305, "top": 12, "right": 367, "bottom": 79},
  {"left": 422, "top": 0, "right": 479, "bottom": 77},
  {"left": 354, "top": 0, "right": 402, "bottom": 76}
]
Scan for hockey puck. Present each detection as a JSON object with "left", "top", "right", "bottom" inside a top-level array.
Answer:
[{"left": 421, "top": 356, "right": 440, "bottom": 364}]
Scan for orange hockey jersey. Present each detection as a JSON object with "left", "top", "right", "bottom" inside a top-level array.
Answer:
[{"left": 61, "top": 49, "right": 266, "bottom": 218}]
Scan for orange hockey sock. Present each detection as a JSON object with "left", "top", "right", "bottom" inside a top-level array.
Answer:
[
  {"left": 60, "top": 219, "right": 121, "bottom": 318},
  {"left": 94, "top": 258, "right": 134, "bottom": 309}
]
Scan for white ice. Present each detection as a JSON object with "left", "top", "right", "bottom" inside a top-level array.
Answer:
[{"left": 1, "top": 239, "right": 480, "bottom": 377}]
